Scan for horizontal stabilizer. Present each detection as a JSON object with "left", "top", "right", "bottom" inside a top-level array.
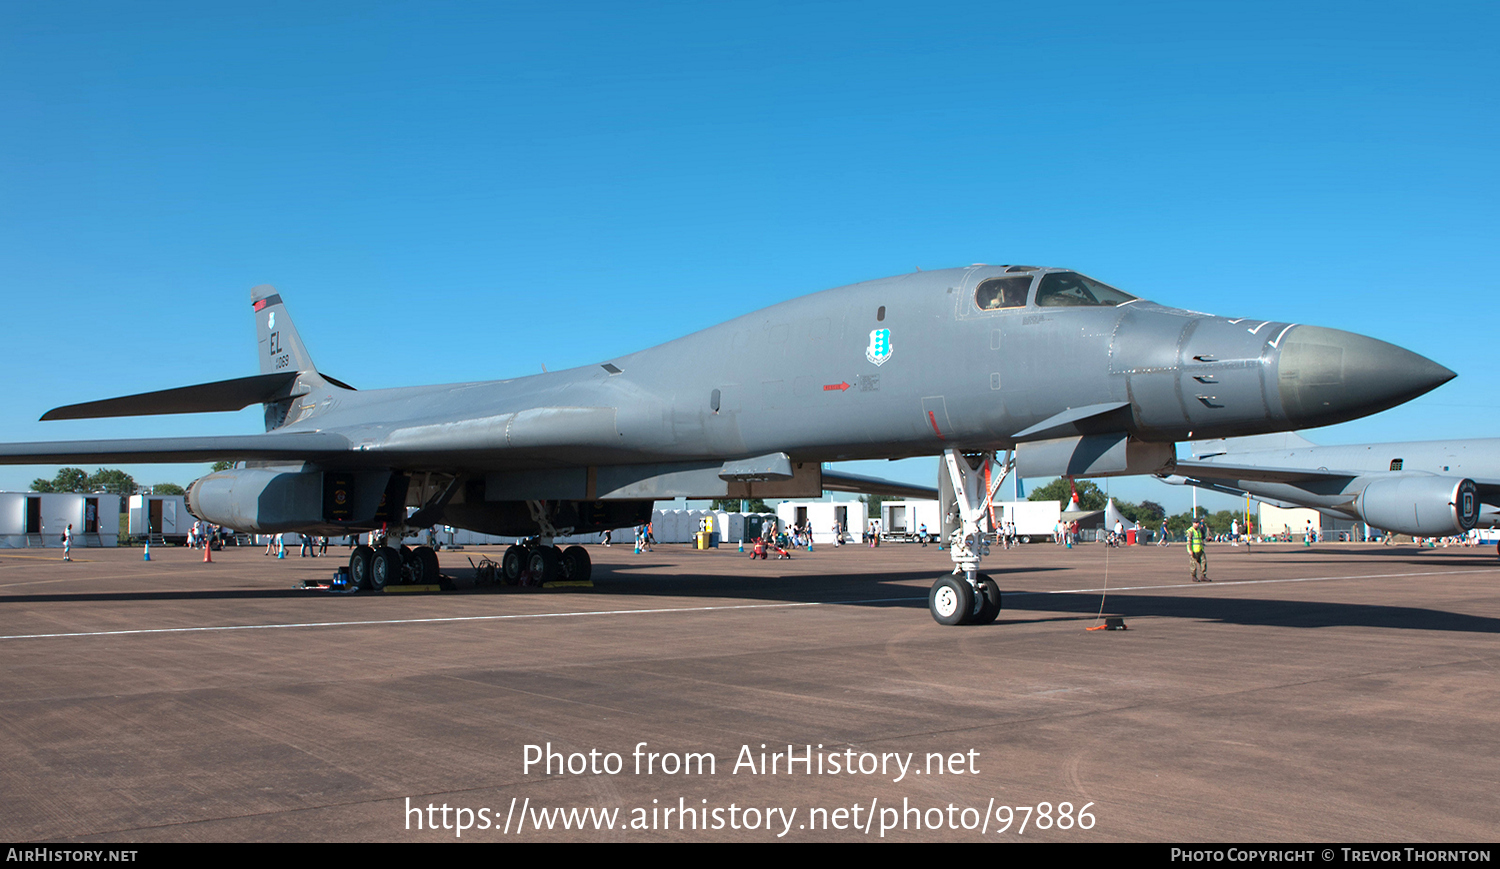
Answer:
[
  {"left": 0, "top": 431, "right": 350, "bottom": 465},
  {"left": 41, "top": 372, "right": 301, "bottom": 421},
  {"left": 822, "top": 470, "right": 938, "bottom": 500}
]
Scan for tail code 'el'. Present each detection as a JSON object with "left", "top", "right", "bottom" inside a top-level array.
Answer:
[
  {"left": 251, "top": 284, "right": 351, "bottom": 431},
  {"left": 252, "top": 285, "right": 317, "bottom": 377}
]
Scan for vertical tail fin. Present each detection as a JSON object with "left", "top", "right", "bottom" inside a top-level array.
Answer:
[
  {"left": 251, "top": 285, "right": 340, "bottom": 430},
  {"left": 252, "top": 285, "right": 318, "bottom": 377}
]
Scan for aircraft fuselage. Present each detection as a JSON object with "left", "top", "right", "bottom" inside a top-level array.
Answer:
[{"left": 267, "top": 265, "right": 1450, "bottom": 474}]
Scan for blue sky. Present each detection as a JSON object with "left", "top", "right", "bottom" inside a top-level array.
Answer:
[{"left": 1, "top": 1, "right": 1496, "bottom": 513}]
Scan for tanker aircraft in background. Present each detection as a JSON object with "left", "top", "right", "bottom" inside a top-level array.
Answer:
[
  {"left": 0, "top": 265, "right": 1455, "bottom": 624},
  {"left": 1163, "top": 432, "right": 1498, "bottom": 539}
]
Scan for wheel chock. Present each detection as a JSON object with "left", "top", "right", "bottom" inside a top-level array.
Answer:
[{"left": 1086, "top": 617, "right": 1128, "bottom": 631}]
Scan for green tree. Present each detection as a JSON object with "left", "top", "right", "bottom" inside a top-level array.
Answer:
[
  {"left": 1027, "top": 478, "right": 1106, "bottom": 511},
  {"left": 31, "top": 467, "right": 89, "bottom": 493},
  {"left": 211, "top": 461, "right": 234, "bottom": 472},
  {"left": 151, "top": 483, "right": 185, "bottom": 496},
  {"left": 1166, "top": 506, "right": 1209, "bottom": 537},
  {"left": 1209, "top": 509, "right": 1247, "bottom": 536},
  {"left": 86, "top": 468, "right": 137, "bottom": 497},
  {"left": 858, "top": 494, "right": 889, "bottom": 519}
]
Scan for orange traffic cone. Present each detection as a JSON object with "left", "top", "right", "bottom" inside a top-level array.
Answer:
[{"left": 203, "top": 541, "right": 213, "bottom": 563}]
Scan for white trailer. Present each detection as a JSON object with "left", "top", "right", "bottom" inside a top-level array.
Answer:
[
  {"left": 879, "top": 499, "right": 1058, "bottom": 544},
  {"left": 880, "top": 500, "right": 942, "bottom": 543},
  {"left": 775, "top": 501, "right": 861, "bottom": 544},
  {"left": 0, "top": 492, "right": 120, "bottom": 548},
  {"left": 993, "top": 500, "right": 1061, "bottom": 541},
  {"left": 128, "top": 495, "right": 193, "bottom": 543}
]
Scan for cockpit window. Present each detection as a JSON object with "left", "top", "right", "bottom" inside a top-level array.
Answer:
[
  {"left": 974, "top": 276, "right": 1033, "bottom": 311},
  {"left": 1035, "top": 272, "right": 1137, "bottom": 308}
]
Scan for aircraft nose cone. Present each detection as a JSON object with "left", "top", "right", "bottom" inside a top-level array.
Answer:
[{"left": 1276, "top": 326, "right": 1454, "bottom": 427}]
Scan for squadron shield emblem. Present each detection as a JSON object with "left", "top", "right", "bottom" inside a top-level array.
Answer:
[{"left": 866, "top": 328, "right": 893, "bottom": 366}]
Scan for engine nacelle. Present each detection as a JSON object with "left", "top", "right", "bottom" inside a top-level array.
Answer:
[
  {"left": 185, "top": 469, "right": 323, "bottom": 533},
  {"left": 1354, "top": 476, "right": 1478, "bottom": 536},
  {"left": 185, "top": 468, "right": 397, "bottom": 533}
]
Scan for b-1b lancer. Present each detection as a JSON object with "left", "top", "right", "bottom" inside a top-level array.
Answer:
[{"left": 0, "top": 266, "right": 1454, "bottom": 623}]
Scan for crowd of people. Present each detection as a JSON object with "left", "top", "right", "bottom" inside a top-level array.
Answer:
[
  {"left": 260, "top": 531, "right": 330, "bottom": 557},
  {"left": 185, "top": 520, "right": 227, "bottom": 551}
]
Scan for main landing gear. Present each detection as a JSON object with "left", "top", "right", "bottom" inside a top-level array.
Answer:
[
  {"left": 348, "top": 543, "right": 442, "bottom": 590},
  {"left": 501, "top": 539, "right": 593, "bottom": 586},
  {"left": 929, "top": 448, "right": 1008, "bottom": 626}
]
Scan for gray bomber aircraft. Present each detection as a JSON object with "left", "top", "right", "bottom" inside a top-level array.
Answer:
[
  {"left": 1165, "top": 432, "right": 1498, "bottom": 538},
  {"left": 0, "top": 266, "right": 1456, "bottom": 624}
]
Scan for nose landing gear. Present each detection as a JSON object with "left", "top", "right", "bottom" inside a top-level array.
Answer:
[{"left": 930, "top": 449, "right": 1007, "bottom": 626}]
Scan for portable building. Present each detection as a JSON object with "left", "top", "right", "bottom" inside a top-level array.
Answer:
[
  {"left": 0, "top": 492, "right": 120, "bottom": 548},
  {"left": 775, "top": 501, "right": 860, "bottom": 544},
  {"left": 993, "top": 499, "right": 1062, "bottom": 539},
  {"left": 880, "top": 500, "right": 942, "bottom": 542},
  {"left": 127, "top": 495, "right": 194, "bottom": 543}
]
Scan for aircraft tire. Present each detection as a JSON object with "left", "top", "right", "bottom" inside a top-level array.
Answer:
[
  {"left": 370, "top": 546, "right": 401, "bottom": 590},
  {"left": 528, "top": 546, "right": 561, "bottom": 585},
  {"left": 561, "top": 545, "right": 592, "bottom": 583},
  {"left": 973, "top": 574, "right": 1002, "bottom": 625},
  {"left": 929, "top": 576, "right": 973, "bottom": 626},
  {"left": 349, "top": 545, "right": 373, "bottom": 590},
  {"left": 501, "top": 546, "right": 526, "bottom": 585},
  {"left": 416, "top": 547, "right": 443, "bottom": 588},
  {"left": 402, "top": 546, "right": 431, "bottom": 584}
]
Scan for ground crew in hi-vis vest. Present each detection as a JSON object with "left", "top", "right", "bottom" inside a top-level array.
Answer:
[{"left": 1188, "top": 518, "right": 1209, "bottom": 582}]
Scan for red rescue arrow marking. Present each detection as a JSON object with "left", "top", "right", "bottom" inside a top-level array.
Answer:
[{"left": 823, "top": 381, "right": 852, "bottom": 392}]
